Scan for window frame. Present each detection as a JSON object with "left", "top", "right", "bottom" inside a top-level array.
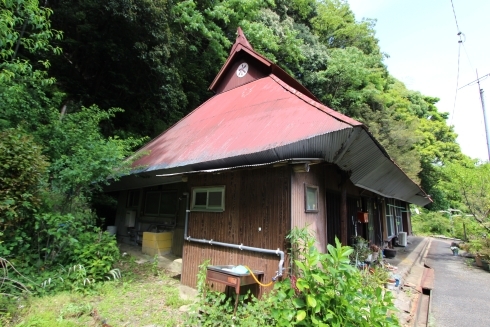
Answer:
[
  {"left": 385, "top": 199, "right": 396, "bottom": 238},
  {"left": 304, "top": 184, "right": 319, "bottom": 213},
  {"left": 143, "top": 190, "right": 178, "bottom": 217},
  {"left": 393, "top": 200, "right": 403, "bottom": 233},
  {"left": 126, "top": 189, "right": 140, "bottom": 208},
  {"left": 191, "top": 186, "right": 225, "bottom": 212}
]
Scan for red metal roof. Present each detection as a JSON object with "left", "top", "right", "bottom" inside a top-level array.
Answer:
[
  {"left": 133, "top": 74, "right": 359, "bottom": 171},
  {"left": 121, "top": 28, "right": 431, "bottom": 206}
]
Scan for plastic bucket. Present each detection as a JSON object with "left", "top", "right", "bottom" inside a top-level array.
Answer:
[{"left": 107, "top": 226, "right": 117, "bottom": 235}]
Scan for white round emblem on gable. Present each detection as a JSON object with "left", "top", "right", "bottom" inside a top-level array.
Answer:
[{"left": 236, "top": 62, "right": 249, "bottom": 78}]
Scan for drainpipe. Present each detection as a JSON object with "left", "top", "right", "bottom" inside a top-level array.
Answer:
[{"left": 182, "top": 192, "right": 284, "bottom": 281}]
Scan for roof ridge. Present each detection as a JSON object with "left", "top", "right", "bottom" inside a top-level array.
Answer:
[{"left": 269, "top": 74, "right": 362, "bottom": 127}]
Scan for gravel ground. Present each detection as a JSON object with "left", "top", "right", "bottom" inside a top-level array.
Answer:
[{"left": 427, "top": 238, "right": 490, "bottom": 327}]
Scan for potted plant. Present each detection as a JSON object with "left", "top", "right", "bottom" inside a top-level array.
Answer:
[
  {"left": 450, "top": 242, "right": 460, "bottom": 256},
  {"left": 482, "top": 258, "right": 490, "bottom": 271},
  {"left": 367, "top": 267, "right": 391, "bottom": 288},
  {"left": 467, "top": 239, "right": 484, "bottom": 267},
  {"left": 350, "top": 236, "right": 370, "bottom": 265},
  {"left": 370, "top": 244, "right": 380, "bottom": 262},
  {"left": 383, "top": 247, "right": 397, "bottom": 259},
  {"left": 480, "top": 247, "right": 490, "bottom": 271}
]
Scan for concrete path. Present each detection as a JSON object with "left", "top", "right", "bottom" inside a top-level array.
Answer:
[
  {"left": 383, "top": 236, "right": 430, "bottom": 326},
  {"left": 427, "top": 238, "right": 490, "bottom": 327}
]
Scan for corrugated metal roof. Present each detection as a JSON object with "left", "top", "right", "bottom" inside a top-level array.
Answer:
[
  {"left": 122, "top": 28, "right": 431, "bottom": 206},
  {"left": 133, "top": 75, "right": 355, "bottom": 171},
  {"left": 128, "top": 73, "right": 429, "bottom": 205}
]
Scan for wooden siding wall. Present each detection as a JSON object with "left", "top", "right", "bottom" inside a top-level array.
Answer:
[
  {"left": 323, "top": 165, "right": 361, "bottom": 246},
  {"left": 215, "top": 54, "right": 268, "bottom": 94},
  {"left": 373, "top": 198, "right": 384, "bottom": 245},
  {"left": 326, "top": 192, "right": 340, "bottom": 246},
  {"left": 182, "top": 166, "right": 291, "bottom": 289},
  {"left": 324, "top": 165, "right": 360, "bottom": 195},
  {"left": 291, "top": 164, "right": 326, "bottom": 251}
]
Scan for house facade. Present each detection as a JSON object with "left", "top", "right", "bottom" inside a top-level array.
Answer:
[{"left": 105, "top": 28, "right": 430, "bottom": 289}]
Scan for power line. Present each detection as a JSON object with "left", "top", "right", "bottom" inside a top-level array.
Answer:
[
  {"left": 462, "top": 42, "right": 474, "bottom": 70},
  {"left": 450, "top": 0, "right": 460, "bottom": 33},
  {"left": 458, "top": 73, "right": 490, "bottom": 90},
  {"left": 451, "top": 39, "right": 461, "bottom": 126},
  {"left": 450, "top": 0, "right": 463, "bottom": 125}
]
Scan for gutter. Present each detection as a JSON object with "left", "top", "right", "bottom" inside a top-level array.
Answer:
[{"left": 182, "top": 193, "right": 285, "bottom": 281}]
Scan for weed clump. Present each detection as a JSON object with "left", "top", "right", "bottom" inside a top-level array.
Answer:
[{"left": 186, "top": 227, "right": 400, "bottom": 326}]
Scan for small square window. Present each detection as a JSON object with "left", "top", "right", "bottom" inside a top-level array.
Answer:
[
  {"left": 208, "top": 191, "right": 223, "bottom": 207},
  {"left": 194, "top": 192, "right": 207, "bottom": 206},
  {"left": 305, "top": 184, "right": 319, "bottom": 213},
  {"left": 191, "top": 186, "right": 225, "bottom": 212}
]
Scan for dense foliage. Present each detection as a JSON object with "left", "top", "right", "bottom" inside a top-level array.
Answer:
[
  {"left": 2, "top": 0, "right": 489, "bottom": 323},
  {"left": 0, "top": 0, "right": 140, "bottom": 311},
  {"left": 35, "top": 0, "right": 465, "bottom": 208},
  {"left": 187, "top": 228, "right": 399, "bottom": 326}
]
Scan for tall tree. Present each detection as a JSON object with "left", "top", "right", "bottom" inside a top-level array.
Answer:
[
  {"left": 444, "top": 161, "right": 490, "bottom": 232},
  {"left": 35, "top": 0, "right": 467, "bottom": 210}
]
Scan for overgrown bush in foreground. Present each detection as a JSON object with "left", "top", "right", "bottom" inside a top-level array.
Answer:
[{"left": 187, "top": 228, "right": 399, "bottom": 326}]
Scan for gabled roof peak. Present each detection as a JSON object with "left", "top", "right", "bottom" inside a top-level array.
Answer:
[
  {"left": 235, "top": 27, "right": 253, "bottom": 50},
  {"left": 226, "top": 27, "right": 255, "bottom": 57},
  {"left": 209, "top": 27, "right": 319, "bottom": 101}
]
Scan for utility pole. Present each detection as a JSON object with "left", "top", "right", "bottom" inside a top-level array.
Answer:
[
  {"left": 459, "top": 72, "right": 490, "bottom": 161},
  {"left": 477, "top": 71, "right": 490, "bottom": 161}
]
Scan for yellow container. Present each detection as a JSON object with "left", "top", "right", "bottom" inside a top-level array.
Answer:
[
  {"left": 142, "top": 232, "right": 173, "bottom": 256},
  {"left": 142, "top": 232, "right": 173, "bottom": 242},
  {"left": 142, "top": 246, "right": 170, "bottom": 256}
]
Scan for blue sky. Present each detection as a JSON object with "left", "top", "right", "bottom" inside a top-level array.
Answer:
[{"left": 348, "top": 0, "right": 490, "bottom": 161}]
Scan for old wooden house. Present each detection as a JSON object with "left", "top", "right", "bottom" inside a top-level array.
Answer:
[{"left": 105, "top": 28, "right": 431, "bottom": 289}]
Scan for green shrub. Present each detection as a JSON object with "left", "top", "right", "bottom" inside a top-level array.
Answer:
[
  {"left": 72, "top": 230, "right": 121, "bottom": 281},
  {"left": 269, "top": 231, "right": 398, "bottom": 327},
  {"left": 0, "top": 128, "right": 48, "bottom": 256},
  {"left": 186, "top": 228, "right": 399, "bottom": 326},
  {"left": 412, "top": 211, "right": 452, "bottom": 236}
]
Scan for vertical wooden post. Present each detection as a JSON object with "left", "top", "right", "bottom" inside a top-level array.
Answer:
[{"left": 340, "top": 172, "right": 348, "bottom": 246}]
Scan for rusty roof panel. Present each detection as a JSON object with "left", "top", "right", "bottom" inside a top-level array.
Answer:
[
  {"left": 133, "top": 75, "right": 354, "bottom": 171},
  {"left": 129, "top": 73, "right": 430, "bottom": 205}
]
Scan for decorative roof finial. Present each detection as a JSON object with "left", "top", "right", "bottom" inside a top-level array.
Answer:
[{"left": 236, "top": 27, "right": 253, "bottom": 50}]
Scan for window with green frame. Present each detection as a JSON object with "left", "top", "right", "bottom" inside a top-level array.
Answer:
[{"left": 191, "top": 186, "right": 225, "bottom": 212}]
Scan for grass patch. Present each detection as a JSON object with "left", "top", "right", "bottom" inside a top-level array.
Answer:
[{"left": 5, "top": 256, "right": 192, "bottom": 327}]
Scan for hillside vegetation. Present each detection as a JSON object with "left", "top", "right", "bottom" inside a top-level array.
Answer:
[{"left": 2, "top": 0, "right": 490, "bottom": 325}]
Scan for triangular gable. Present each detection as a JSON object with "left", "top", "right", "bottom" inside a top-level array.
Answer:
[{"left": 209, "top": 27, "right": 319, "bottom": 101}]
